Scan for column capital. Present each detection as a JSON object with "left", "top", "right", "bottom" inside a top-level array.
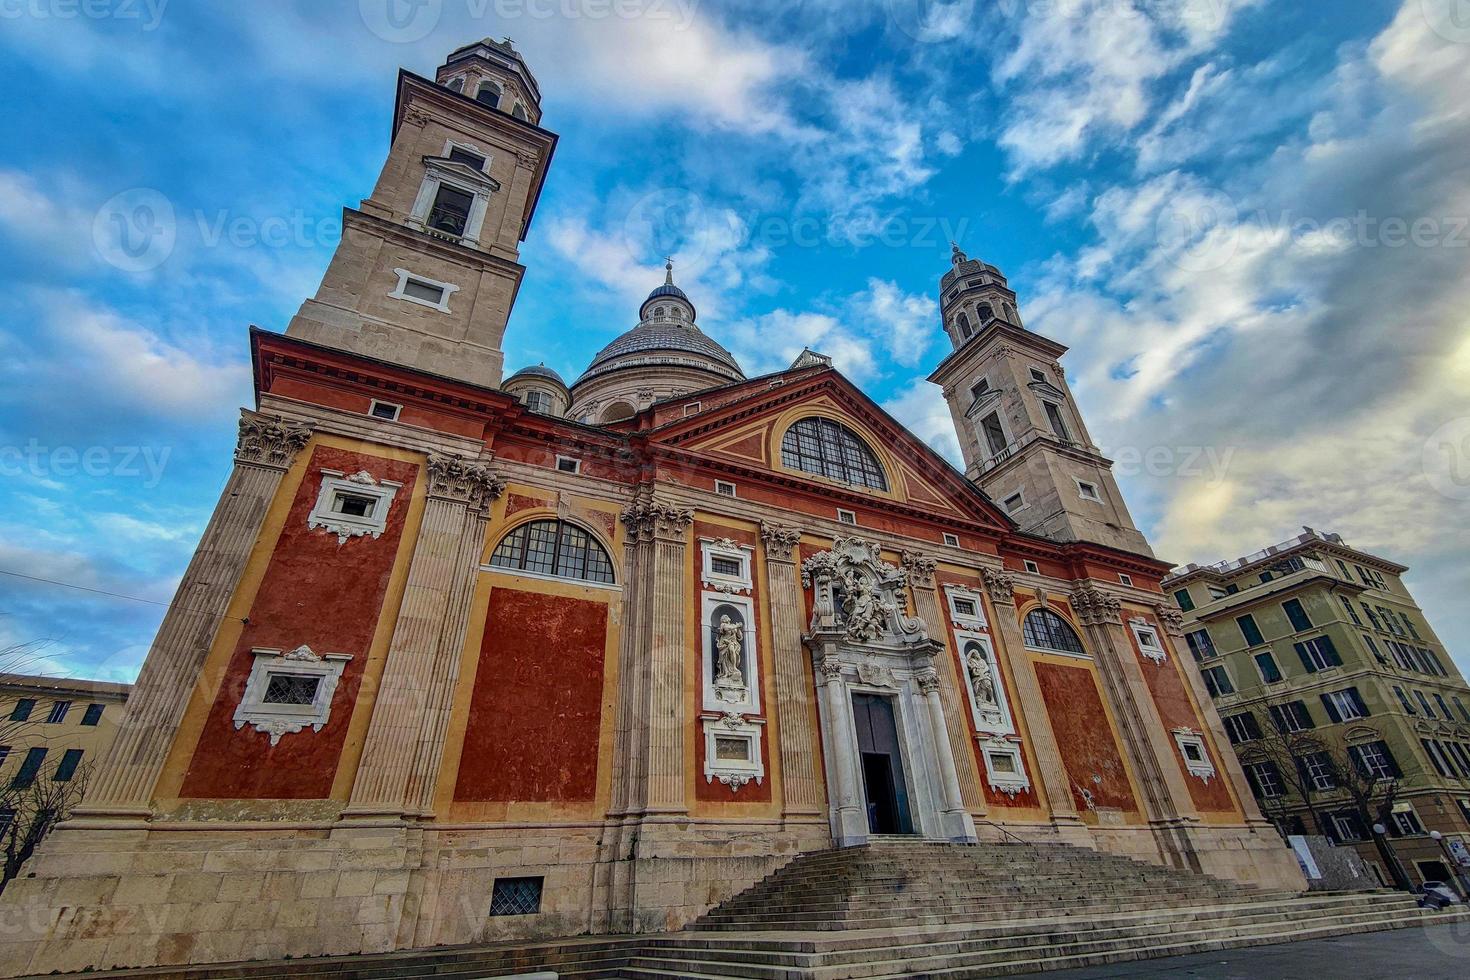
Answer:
[
  {"left": 816, "top": 656, "right": 845, "bottom": 686},
  {"left": 620, "top": 500, "right": 694, "bottom": 542},
  {"left": 916, "top": 666, "right": 942, "bottom": 696},
  {"left": 1153, "top": 602, "right": 1187, "bottom": 637},
  {"left": 900, "top": 551, "right": 938, "bottom": 590},
  {"left": 982, "top": 566, "right": 1016, "bottom": 603},
  {"left": 1070, "top": 587, "right": 1124, "bottom": 627},
  {"left": 759, "top": 521, "right": 803, "bottom": 562},
  {"left": 235, "top": 411, "right": 312, "bottom": 471},
  {"left": 426, "top": 453, "right": 504, "bottom": 508}
]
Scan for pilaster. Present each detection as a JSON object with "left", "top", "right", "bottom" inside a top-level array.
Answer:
[
  {"left": 760, "top": 522, "right": 822, "bottom": 816},
  {"left": 915, "top": 664, "right": 979, "bottom": 842},
  {"left": 78, "top": 411, "right": 313, "bottom": 820}
]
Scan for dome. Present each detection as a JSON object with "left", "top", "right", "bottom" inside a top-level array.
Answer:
[
  {"left": 641, "top": 282, "right": 695, "bottom": 320},
  {"left": 506, "top": 363, "right": 566, "bottom": 387},
  {"left": 576, "top": 321, "right": 744, "bottom": 386}
]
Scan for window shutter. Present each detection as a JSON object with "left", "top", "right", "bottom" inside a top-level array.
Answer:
[
  {"left": 1321, "top": 635, "right": 1343, "bottom": 666},
  {"left": 1320, "top": 693, "right": 1342, "bottom": 724},
  {"left": 1242, "top": 764, "right": 1262, "bottom": 798},
  {"left": 1294, "top": 642, "right": 1317, "bottom": 673},
  {"left": 1350, "top": 687, "right": 1370, "bottom": 717}
]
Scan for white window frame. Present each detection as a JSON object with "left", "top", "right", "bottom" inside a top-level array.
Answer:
[
  {"left": 368, "top": 399, "right": 402, "bottom": 422},
  {"left": 1129, "top": 618, "right": 1166, "bottom": 665},
  {"left": 441, "top": 138, "right": 492, "bottom": 174},
  {"left": 702, "top": 712, "right": 765, "bottom": 791},
  {"left": 979, "top": 735, "right": 1031, "bottom": 797},
  {"left": 1304, "top": 752, "right": 1337, "bottom": 791},
  {"left": 1075, "top": 478, "right": 1102, "bottom": 502},
  {"left": 1391, "top": 805, "right": 1423, "bottom": 836},
  {"left": 233, "top": 646, "right": 351, "bottom": 746},
  {"left": 1118, "top": 573, "right": 1133, "bottom": 587},
  {"left": 1249, "top": 761, "right": 1284, "bottom": 798},
  {"left": 837, "top": 508, "right": 857, "bottom": 526},
  {"left": 388, "top": 268, "right": 459, "bottom": 313},
  {"left": 408, "top": 161, "right": 495, "bottom": 246},
  {"left": 306, "top": 469, "right": 401, "bottom": 545},
  {"left": 1023, "top": 560, "right": 1041, "bottom": 575},
  {"left": 1172, "top": 729, "right": 1216, "bottom": 783},
  {"left": 957, "top": 633, "right": 1013, "bottom": 736},
  {"left": 1355, "top": 742, "right": 1394, "bottom": 779},
  {"left": 943, "top": 532, "right": 961, "bottom": 548},
  {"left": 684, "top": 402, "right": 703, "bottom": 416},
  {"left": 1326, "top": 689, "right": 1367, "bottom": 721},
  {"left": 944, "top": 585, "right": 988, "bottom": 631},
  {"left": 555, "top": 455, "right": 581, "bottom": 475},
  {"left": 700, "top": 538, "right": 754, "bottom": 594},
  {"left": 714, "top": 480, "right": 738, "bottom": 498}
]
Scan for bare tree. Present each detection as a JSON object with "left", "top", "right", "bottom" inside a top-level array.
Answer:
[
  {"left": 1235, "top": 708, "right": 1332, "bottom": 837},
  {"left": 1315, "top": 729, "right": 1412, "bottom": 890}
]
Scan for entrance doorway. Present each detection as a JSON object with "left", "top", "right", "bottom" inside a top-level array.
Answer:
[{"left": 852, "top": 693, "right": 913, "bottom": 835}]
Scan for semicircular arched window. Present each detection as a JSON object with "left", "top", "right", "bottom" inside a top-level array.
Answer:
[
  {"left": 1022, "top": 608, "right": 1086, "bottom": 655},
  {"left": 489, "top": 519, "right": 615, "bottom": 584},
  {"left": 780, "top": 417, "right": 888, "bottom": 491}
]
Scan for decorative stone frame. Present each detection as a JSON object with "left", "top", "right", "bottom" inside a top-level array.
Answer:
[
  {"left": 979, "top": 734, "right": 1031, "bottom": 797},
  {"left": 700, "top": 537, "right": 753, "bottom": 594},
  {"left": 389, "top": 268, "right": 460, "bottom": 313},
  {"left": 407, "top": 154, "right": 499, "bottom": 246},
  {"left": 700, "top": 592, "right": 760, "bottom": 714},
  {"left": 701, "top": 712, "right": 765, "bottom": 790},
  {"left": 233, "top": 646, "right": 351, "bottom": 746},
  {"left": 944, "top": 584, "right": 988, "bottom": 632},
  {"left": 306, "top": 469, "right": 402, "bottom": 544},
  {"left": 1172, "top": 728, "right": 1216, "bottom": 782},
  {"left": 440, "top": 137, "right": 493, "bottom": 174},
  {"left": 1129, "top": 617, "right": 1167, "bottom": 665},
  {"left": 955, "top": 631, "right": 1014, "bottom": 736}
]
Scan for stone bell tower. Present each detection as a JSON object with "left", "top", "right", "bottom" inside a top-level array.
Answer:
[
  {"left": 928, "top": 244, "right": 1152, "bottom": 556},
  {"left": 287, "top": 38, "right": 557, "bottom": 387}
]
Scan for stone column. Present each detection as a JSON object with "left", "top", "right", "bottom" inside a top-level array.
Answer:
[
  {"left": 916, "top": 664, "right": 979, "bottom": 842},
  {"left": 816, "top": 656, "right": 867, "bottom": 847},
  {"left": 78, "top": 412, "right": 313, "bottom": 819},
  {"left": 982, "top": 568, "right": 1084, "bottom": 829},
  {"left": 344, "top": 454, "right": 504, "bottom": 820},
  {"left": 760, "top": 521, "right": 822, "bottom": 816},
  {"left": 901, "top": 552, "right": 986, "bottom": 816}
]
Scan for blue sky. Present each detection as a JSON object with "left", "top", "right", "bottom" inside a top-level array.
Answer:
[{"left": 1, "top": 0, "right": 1468, "bottom": 681}]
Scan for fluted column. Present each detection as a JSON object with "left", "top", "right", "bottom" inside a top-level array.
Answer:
[
  {"left": 345, "top": 454, "right": 504, "bottom": 820},
  {"left": 760, "top": 522, "right": 822, "bottom": 816},
  {"left": 982, "top": 568, "right": 1082, "bottom": 827},
  {"left": 817, "top": 656, "right": 867, "bottom": 846},
  {"left": 917, "top": 664, "right": 978, "bottom": 842},
  {"left": 1071, "top": 587, "right": 1201, "bottom": 842},
  {"left": 901, "top": 552, "right": 986, "bottom": 815},
  {"left": 78, "top": 412, "right": 313, "bottom": 819}
]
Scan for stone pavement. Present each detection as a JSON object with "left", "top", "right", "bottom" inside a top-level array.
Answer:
[{"left": 1009, "top": 919, "right": 1470, "bottom": 979}]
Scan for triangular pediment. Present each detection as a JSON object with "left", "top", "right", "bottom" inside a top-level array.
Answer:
[{"left": 1027, "top": 379, "right": 1068, "bottom": 401}]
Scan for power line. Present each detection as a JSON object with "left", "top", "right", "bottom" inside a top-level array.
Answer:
[{"left": 0, "top": 568, "right": 172, "bottom": 607}]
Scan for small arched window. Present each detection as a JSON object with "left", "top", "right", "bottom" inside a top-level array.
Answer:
[
  {"left": 602, "top": 401, "right": 636, "bottom": 423},
  {"left": 1022, "top": 609, "right": 1086, "bottom": 655},
  {"left": 957, "top": 312, "right": 972, "bottom": 339},
  {"left": 977, "top": 303, "right": 994, "bottom": 324},
  {"left": 446, "top": 77, "right": 465, "bottom": 93},
  {"left": 489, "top": 520, "right": 614, "bottom": 584},
  {"left": 512, "top": 103, "right": 528, "bottom": 121},
  {"left": 476, "top": 82, "right": 501, "bottom": 108},
  {"left": 780, "top": 417, "right": 887, "bottom": 490},
  {"left": 1004, "top": 303, "right": 1018, "bottom": 322},
  {"left": 654, "top": 306, "right": 666, "bottom": 317}
]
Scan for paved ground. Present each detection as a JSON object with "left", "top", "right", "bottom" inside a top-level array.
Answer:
[{"left": 1010, "top": 921, "right": 1470, "bottom": 978}]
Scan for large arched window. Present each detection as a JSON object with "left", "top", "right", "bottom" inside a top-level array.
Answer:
[
  {"left": 1022, "top": 609, "right": 1086, "bottom": 655},
  {"left": 489, "top": 520, "right": 615, "bottom": 584},
  {"left": 780, "top": 418, "right": 888, "bottom": 491},
  {"left": 956, "top": 311, "right": 972, "bottom": 339},
  {"left": 475, "top": 82, "right": 501, "bottom": 108}
]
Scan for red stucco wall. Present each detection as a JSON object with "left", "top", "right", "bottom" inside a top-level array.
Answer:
[{"left": 1034, "top": 660, "right": 1139, "bottom": 815}]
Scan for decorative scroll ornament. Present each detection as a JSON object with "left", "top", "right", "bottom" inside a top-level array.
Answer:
[
  {"left": 426, "top": 453, "right": 505, "bottom": 508},
  {"left": 900, "top": 551, "right": 938, "bottom": 590},
  {"left": 1153, "top": 602, "right": 1187, "bottom": 638},
  {"left": 236, "top": 413, "right": 312, "bottom": 470},
  {"left": 620, "top": 499, "right": 694, "bottom": 541},
  {"left": 801, "top": 537, "right": 931, "bottom": 645},
  {"left": 1070, "top": 587, "right": 1123, "bottom": 627},
  {"left": 759, "top": 521, "right": 802, "bottom": 562},
  {"left": 982, "top": 567, "right": 1016, "bottom": 603},
  {"left": 855, "top": 663, "right": 897, "bottom": 688}
]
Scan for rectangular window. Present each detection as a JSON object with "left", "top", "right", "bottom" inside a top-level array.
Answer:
[
  {"left": 1043, "top": 401, "right": 1071, "bottom": 441},
  {"left": 714, "top": 480, "right": 737, "bottom": 498},
  {"left": 1247, "top": 761, "right": 1284, "bottom": 798},
  {"left": 1363, "top": 604, "right": 1382, "bottom": 630},
  {"left": 11, "top": 748, "right": 47, "bottom": 789},
  {"left": 555, "top": 456, "right": 581, "bottom": 474},
  {"left": 1340, "top": 596, "right": 1362, "bottom": 626},
  {"left": 710, "top": 556, "right": 743, "bottom": 578},
  {"left": 980, "top": 412, "right": 1008, "bottom": 456},
  {"left": 1078, "top": 481, "right": 1101, "bottom": 502},
  {"left": 1207, "top": 585, "right": 1230, "bottom": 600},
  {"left": 1391, "top": 809, "right": 1424, "bottom": 836},
  {"left": 1402, "top": 614, "right": 1422, "bottom": 641},
  {"left": 488, "top": 876, "right": 544, "bottom": 916},
  {"left": 1294, "top": 635, "right": 1342, "bottom": 672},
  {"left": 9, "top": 699, "right": 34, "bottom": 722},
  {"left": 1330, "top": 811, "right": 1367, "bottom": 842},
  {"left": 1003, "top": 492, "right": 1024, "bottom": 514},
  {"left": 1446, "top": 742, "right": 1470, "bottom": 778},
  {"left": 1393, "top": 686, "right": 1417, "bottom": 715},
  {"left": 943, "top": 533, "right": 961, "bottom": 547},
  {"left": 80, "top": 703, "right": 104, "bottom": 727},
  {"left": 1321, "top": 688, "right": 1369, "bottom": 723},
  {"left": 368, "top": 400, "right": 401, "bottom": 421},
  {"left": 1415, "top": 690, "right": 1436, "bottom": 719},
  {"left": 836, "top": 508, "right": 857, "bottom": 526},
  {"left": 1174, "top": 589, "right": 1195, "bottom": 612},
  {"left": 1254, "top": 651, "right": 1283, "bottom": 683},
  {"left": 263, "top": 674, "right": 321, "bottom": 706},
  {"left": 45, "top": 701, "right": 71, "bottom": 724},
  {"left": 1223, "top": 712, "right": 1262, "bottom": 744},
  {"left": 1350, "top": 741, "right": 1399, "bottom": 780},
  {"left": 683, "top": 401, "right": 702, "bottom": 416},
  {"left": 1435, "top": 693, "right": 1453, "bottom": 720},
  {"left": 1300, "top": 751, "right": 1337, "bottom": 791},
  {"left": 1202, "top": 665, "right": 1234, "bottom": 697},
  {"left": 1237, "top": 614, "right": 1264, "bottom": 647},
  {"left": 1185, "top": 629, "right": 1217, "bottom": 662},
  {"left": 951, "top": 597, "right": 979, "bottom": 619},
  {"left": 331, "top": 492, "right": 376, "bottom": 519},
  {"left": 1023, "top": 560, "right": 1041, "bottom": 575},
  {"left": 1455, "top": 697, "right": 1470, "bottom": 724},
  {"left": 1029, "top": 367, "right": 1047, "bottom": 383},
  {"left": 1269, "top": 701, "right": 1314, "bottom": 733},
  {"left": 1282, "top": 599, "right": 1313, "bottom": 632},
  {"left": 447, "top": 146, "right": 487, "bottom": 171},
  {"left": 1118, "top": 573, "right": 1133, "bottom": 587},
  {"left": 1423, "top": 739, "right": 1453, "bottom": 778},
  {"left": 403, "top": 277, "right": 447, "bottom": 304},
  {"left": 52, "top": 748, "right": 83, "bottom": 782}
]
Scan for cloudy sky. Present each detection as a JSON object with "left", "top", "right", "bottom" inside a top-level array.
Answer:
[{"left": 1, "top": 0, "right": 1468, "bottom": 681}]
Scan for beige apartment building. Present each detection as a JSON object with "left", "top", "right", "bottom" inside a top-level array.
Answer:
[
  {"left": 1166, "top": 529, "right": 1470, "bottom": 888},
  {"left": 1, "top": 674, "right": 130, "bottom": 804}
]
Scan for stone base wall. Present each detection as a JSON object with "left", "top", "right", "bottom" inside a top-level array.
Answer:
[{"left": 1083, "top": 820, "right": 1307, "bottom": 894}]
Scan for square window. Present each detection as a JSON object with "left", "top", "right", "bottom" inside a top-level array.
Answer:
[
  {"left": 1183, "top": 742, "right": 1203, "bottom": 762},
  {"left": 943, "top": 533, "right": 961, "bottom": 547},
  {"left": 1118, "top": 573, "right": 1133, "bottom": 587},
  {"left": 1004, "top": 492, "right": 1024, "bottom": 513},
  {"left": 837, "top": 509, "right": 857, "bottom": 526},
  {"left": 684, "top": 402, "right": 702, "bottom": 416},
  {"left": 952, "top": 598, "right": 978, "bottom": 619},
  {"left": 1078, "top": 481, "right": 1101, "bottom": 502},
  {"left": 489, "top": 876, "right": 543, "bottom": 916},
  {"left": 555, "top": 456, "right": 581, "bottom": 474},
  {"left": 1030, "top": 368, "right": 1047, "bottom": 383},
  {"left": 715, "top": 480, "right": 737, "bottom": 498},
  {"left": 369, "top": 400, "right": 401, "bottom": 421},
  {"left": 1023, "top": 560, "right": 1040, "bottom": 575}
]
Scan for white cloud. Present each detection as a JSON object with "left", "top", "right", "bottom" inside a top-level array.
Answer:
[
  {"left": 851, "top": 278, "right": 936, "bottom": 368},
  {"left": 883, "top": 378, "right": 961, "bottom": 465}
]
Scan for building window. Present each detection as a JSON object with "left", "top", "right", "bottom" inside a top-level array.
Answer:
[
  {"left": 1223, "top": 712, "right": 1263, "bottom": 744},
  {"left": 1118, "top": 573, "right": 1133, "bottom": 587},
  {"left": 522, "top": 390, "right": 552, "bottom": 413},
  {"left": 1269, "top": 701, "right": 1314, "bottom": 733},
  {"left": 9, "top": 699, "right": 34, "bottom": 722},
  {"left": 489, "top": 520, "right": 615, "bottom": 584},
  {"left": 1330, "top": 811, "right": 1368, "bottom": 842},
  {"left": 945, "top": 586, "right": 988, "bottom": 629},
  {"left": 943, "top": 532, "right": 961, "bottom": 548},
  {"left": 1294, "top": 635, "right": 1342, "bottom": 673},
  {"left": 1023, "top": 609, "right": 1087, "bottom": 656},
  {"left": 1340, "top": 596, "right": 1362, "bottom": 626},
  {"left": 1247, "top": 761, "right": 1284, "bottom": 798},
  {"left": 555, "top": 455, "right": 581, "bottom": 474},
  {"left": 1390, "top": 807, "right": 1424, "bottom": 837},
  {"left": 1434, "top": 693, "right": 1453, "bottom": 720},
  {"left": 1349, "top": 741, "right": 1399, "bottom": 780},
  {"left": 307, "top": 470, "right": 401, "bottom": 544},
  {"left": 1282, "top": 599, "right": 1313, "bottom": 632},
  {"left": 1321, "top": 688, "right": 1370, "bottom": 722},
  {"left": 1173, "top": 730, "right": 1216, "bottom": 781},
  {"left": 388, "top": 268, "right": 459, "bottom": 312},
  {"left": 45, "top": 701, "right": 71, "bottom": 724},
  {"left": 1029, "top": 367, "right": 1047, "bottom": 383},
  {"left": 488, "top": 876, "right": 543, "bottom": 916},
  {"left": 512, "top": 103, "right": 528, "bottom": 121},
  {"left": 683, "top": 401, "right": 702, "bottom": 416},
  {"left": 1415, "top": 690, "right": 1436, "bottom": 718},
  {"left": 52, "top": 748, "right": 83, "bottom": 782},
  {"left": 426, "top": 182, "right": 475, "bottom": 238},
  {"left": 369, "top": 399, "right": 401, "bottom": 421},
  {"left": 700, "top": 539, "right": 753, "bottom": 594},
  {"left": 1201, "top": 665, "right": 1234, "bottom": 697},
  {"left": 1185, "top": 628, "right": 1217, "bottom": 661},
  {"left": 1301, "top": 751, "right": 1337, "bottom": 791},
  {"left": 447, "top": 145, "right": 487, "bottom": 171},
  {"left": 1023, "top": 560, "right": 1041, "bottom": 575},
  {"left": 1455, "top": 697, "right": 1470, "bottom": 724},
  {"left": 10, "top": 748, "right": 47, "bottom": 789},
  {"left": 837, "top": 508, "right": 857, "bottom": 526},
  {"left": 1003, "top": 492, "right": 1025, "bottom": 514},
  {"left": 1422, "top": 739, "right": 1454, "bottom": 778},
  {"left": 80, "top": 703, "right": 104, "bottom": 726},
  {"left": 715, "top": 480, "right": 737, "bottom": 498},
  {"left": 446, "top": 76, "right": 465, "bottom": 93},
  {"left": 475, "top": 81, "right": 501, "bottom": 108},
  {"left": 1236, "top": 614, "right": 1265, "bottom": 647},
  {"left": 956, "top": 311, "right": 972, "bottom": 338},
  {"left": 1173, "top": 589, "right": 1195, "bottom": 612},
  {"left": 980, "top": 412, "right": 1009, "bottom": 456},
  {"left": 1077, "top": 480, "right": 1101, "bottom": 502},
  {"left": 1207, "top": 585, "right": 1230, "bottom": 600},
  {"left": 234, "top": 646, "right": 352, "bottom": 746},
  {"left": 1254, "top": 651, "right": 1283, "bottom": 683},
  {"left": 1042, "top": 401, "right": 1071, "bottom": 441},
  {"left": 779, "top": 417, "right": 888, "bottom": 490},
  {"left": 1130, "top": 620, "right": 1165, "bottom": 664},
  {"left": 1392, "top": 686, "right": 1417, "bottom": 715}
]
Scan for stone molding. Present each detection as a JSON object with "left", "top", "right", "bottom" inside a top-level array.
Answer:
[
  {"left": 900, "top": 551, "right": 938, "bottom": 590},
  {"left": 759, "top": 521, "right": 802, "bottom": 562},
  {"left": 620, "top": 500, "right": 694, "bottom": 542},
  {"left": 235, "top": 412, "right": 312, "bottom": 471},
  {"left": 1153, "top": 602, "right": 1187, "bottom": 637},
  {"left": 982, "top": 567, "right": 1015, "bottom": 603},
  {"left": 426, "top": 453, "right": 504, "bottom": 508},
  {"left": 1070, "top": 587, "right": 1123, "bottom": 627}
]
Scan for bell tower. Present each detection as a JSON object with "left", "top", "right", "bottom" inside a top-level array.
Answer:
[
  {"left": 286, "top": 38, "right": 557, "bottom": 387},
  {"left": 928, "top": 244, "right": 1152, "bottom": 556}
]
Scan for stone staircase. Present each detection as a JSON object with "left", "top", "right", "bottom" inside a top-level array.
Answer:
[{"left": 27, "top": 839, "right": 1469, "bottom": 980}]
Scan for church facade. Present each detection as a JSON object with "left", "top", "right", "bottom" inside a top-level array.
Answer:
[{"left": 0, "top": 40, "right": 1302, "bottom": 977}]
